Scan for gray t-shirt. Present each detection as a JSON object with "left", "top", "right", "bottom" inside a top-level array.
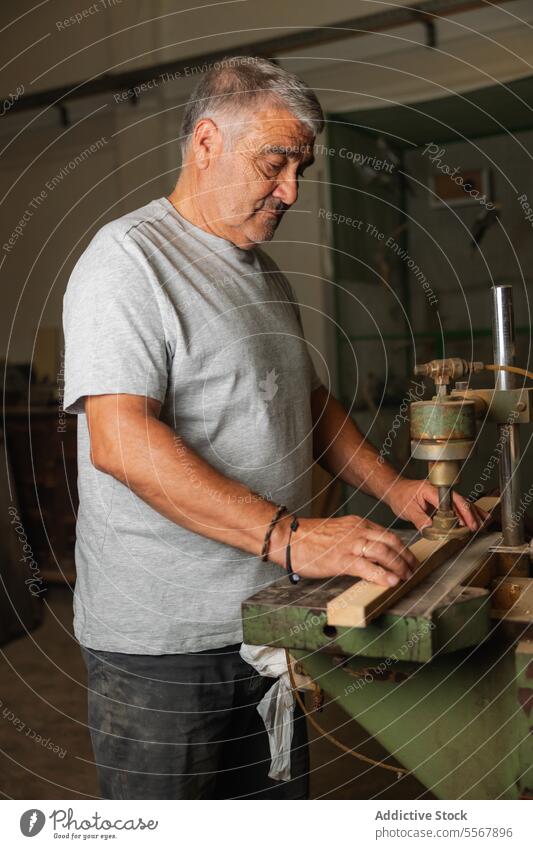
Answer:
[{"left": 63, "top": 196, "right": 321, "bottom": 654}]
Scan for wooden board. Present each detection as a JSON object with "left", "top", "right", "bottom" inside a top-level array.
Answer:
[
  {"left": 327, "top": 496, "right": 500, "bottom": 629},
  {"left": 327, "top": 535, "right": 468, "bottom": 628},
  {"left": 389, "top": 532, "right": 499, "bottom": 618}
]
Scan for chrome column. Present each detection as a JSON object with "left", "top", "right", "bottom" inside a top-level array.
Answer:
[{"left": 492, "top": 285, "right": 524, "bottom": 546}]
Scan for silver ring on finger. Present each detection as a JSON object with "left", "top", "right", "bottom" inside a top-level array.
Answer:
[{"left": 361, "top": 543, "right": 368, "bottom": 558}]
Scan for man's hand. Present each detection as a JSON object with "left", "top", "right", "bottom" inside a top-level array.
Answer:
[
  {"left": 385, "top": 478, "right": 487, "bottom": 532},
  {"left": 272, "top": 514, "right": 419, "bottom": 588}
]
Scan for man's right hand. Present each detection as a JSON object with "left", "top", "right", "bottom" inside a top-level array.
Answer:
[{"left": 271, "top": 514, "right": 419, "bottom": 587}]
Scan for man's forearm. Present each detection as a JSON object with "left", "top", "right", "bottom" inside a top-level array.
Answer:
[
  {"left": 311, "top": 385, "right": 400, "bottom": 503},
  {"left": 84, "top": 394, "right": 421, "bottom": 586},
  {"left": 86, "top": 395, "right": 290, "bottom": 567}
]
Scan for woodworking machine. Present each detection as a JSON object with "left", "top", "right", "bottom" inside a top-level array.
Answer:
[
  {"left": 242, "top": 284, "right": 533, "bottom": 799},
  {"left": 411, "top": 289, "right": 526, "bottom": 547}
]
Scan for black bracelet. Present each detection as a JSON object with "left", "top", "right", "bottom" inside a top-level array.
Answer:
[{"left": 285, "top": 515, "right": 300, "bottom": 584}]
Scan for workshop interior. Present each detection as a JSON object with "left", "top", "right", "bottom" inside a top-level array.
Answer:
[{"left": 2, "top": 0, "right": 533, "bottom": 807}]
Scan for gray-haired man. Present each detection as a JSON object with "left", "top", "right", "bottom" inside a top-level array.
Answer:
[{"left": 63, "top": 56, "right": 482, "bottom": 800}]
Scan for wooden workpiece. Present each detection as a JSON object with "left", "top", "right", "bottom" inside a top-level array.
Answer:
[{"left": 327, "top": 496, "right": 500, "bottom": 628}]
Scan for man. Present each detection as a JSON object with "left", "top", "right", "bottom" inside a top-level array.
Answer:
[{"left": 63, "top": 56, "right": 482, "bottom": 800}]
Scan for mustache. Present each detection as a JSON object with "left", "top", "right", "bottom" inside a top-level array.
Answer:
[{"left": 256, "top": 199, "right": 289, "bottom": 214}]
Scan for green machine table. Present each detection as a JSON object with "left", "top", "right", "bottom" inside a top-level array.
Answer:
[{"left": 242, "top": 531, "right": 533, "bottom": 799}]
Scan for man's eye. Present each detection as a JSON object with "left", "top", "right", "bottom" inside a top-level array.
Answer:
[{"left": 263, "top": 159, "right": 284, "bottom": 175}]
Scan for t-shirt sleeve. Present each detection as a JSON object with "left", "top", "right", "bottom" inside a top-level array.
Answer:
[{"left": 62, "top": 226, "right": 173, "bottom": 415}]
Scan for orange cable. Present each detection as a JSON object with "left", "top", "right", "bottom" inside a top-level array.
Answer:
[{"left": 285, "top": 649, "right": 408, "bottom": 778}]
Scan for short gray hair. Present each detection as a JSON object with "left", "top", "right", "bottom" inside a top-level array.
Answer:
[{"left": 180, "top": 56, "right": 324, "bottom": 155}]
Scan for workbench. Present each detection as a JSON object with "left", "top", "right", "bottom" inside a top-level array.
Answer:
[{"left": 242, "top": 530, "right": 533, "bottom": 799}]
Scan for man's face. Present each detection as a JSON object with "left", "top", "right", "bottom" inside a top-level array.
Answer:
[{"left": 201, "top": 106, "right": 315, "bottom": 249}]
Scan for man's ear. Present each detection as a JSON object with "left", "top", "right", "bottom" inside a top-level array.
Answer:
[{"left": 191, "top": 118, "right": 222, "bottom": 170}]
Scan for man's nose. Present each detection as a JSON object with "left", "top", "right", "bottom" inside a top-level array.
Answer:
[{"left": 272, "top": 177, "right": 298, "bottom": 207}]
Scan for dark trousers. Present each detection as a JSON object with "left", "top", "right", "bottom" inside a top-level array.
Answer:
[{"left": 81, "top": 643, "right": 309, "bottom": 800}]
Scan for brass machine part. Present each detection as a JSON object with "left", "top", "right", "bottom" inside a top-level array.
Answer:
[
  {"left": 414, "top": 358, "right": 484, "bottom": 395},
  {"left": 412, "top": 288, "right": 533, "bottom": 550},
  {"left": 411, "top": 368, "right": 478, "bottom": 540},
  {"left": 427, "top": 459, "right": 463, "bottom": 536}
]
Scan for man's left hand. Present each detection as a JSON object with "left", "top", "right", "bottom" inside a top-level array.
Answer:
[{"left": 386, "top": 478, "right": 487, "bottom": 533}]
